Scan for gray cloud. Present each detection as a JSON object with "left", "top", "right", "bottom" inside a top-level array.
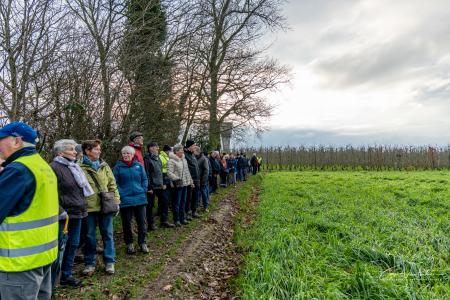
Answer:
[
  {"left": 414, "top": 79, "right": 450, "bottom": 104},
  {"left": 311, "top": 36, "right": 437, "bottom": 89},
  {"left": 272, "top": 1, "right": 450, "bottom": 90}
]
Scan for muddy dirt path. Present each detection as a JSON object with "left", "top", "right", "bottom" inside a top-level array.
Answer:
[{"left": 138, "top": 187, "right": 242, "bottom": 300}]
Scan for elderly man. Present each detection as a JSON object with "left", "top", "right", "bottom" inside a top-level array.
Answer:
[
  {"left": 195, "top": 147, "right": 210, "bottom": 212},
  {"left": 0, "top": 122, "right": 58, "bottom": 300},
  {"left": 184, "top": 139, "right": 200, "bottom": 218},
  {"left": 129, "top": 131, "right": 144, "bottom": 166}
]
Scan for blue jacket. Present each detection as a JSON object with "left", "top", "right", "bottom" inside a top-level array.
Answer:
[
  {"left": 227, "top": 158, "right": 237, "bottom": 173},
  {"left": 0, "top": 148, "right": 37, "bottom": 224},
  {"left": 113, "top": 160, "right": 148, "bottom": 208}
]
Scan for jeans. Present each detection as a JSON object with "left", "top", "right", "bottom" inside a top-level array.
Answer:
[
  {"left": 236, "top": 168, "right": 243, "bottom": 181},
  {"left": 172, "top": 186, "right": 187, "bottom": 223},
  {"left": 120, "top": 205, "right": 147, "bottom": 245},
  {"left": 200, "top": 184, "right": 209, "bottom": 209},
  {"left": 61, "top": 218, "right": 82, "bottom": 279},
  {"left": 84, "top": 212, "right": 115, "bottom": 266}
]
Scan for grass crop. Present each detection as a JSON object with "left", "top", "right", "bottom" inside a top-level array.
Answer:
[{"left": 235, "top": 171, "right": 450, "bottom": 299}]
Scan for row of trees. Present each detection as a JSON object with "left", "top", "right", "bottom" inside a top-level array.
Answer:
[
  {"left": 0, "top": 0, "right": 289, "bottom": 160},
  {"left": 240, "top": 146, "right": 450, "bottom": 170}
]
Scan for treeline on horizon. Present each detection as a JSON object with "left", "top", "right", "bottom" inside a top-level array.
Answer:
[{"left": 238, "top": 145, "right": 450, "bottom": 170}]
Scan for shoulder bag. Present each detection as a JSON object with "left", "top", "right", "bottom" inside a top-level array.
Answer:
[{"left": 87, "top": 170, "right": 119, "bottom": 214}]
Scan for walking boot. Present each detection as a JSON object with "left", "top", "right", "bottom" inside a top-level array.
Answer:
[
  {"left": 126, "top": 244, "right": 136, "bottom": 255},
  {"left": 161, "top": 222, "right": 175, "bottom": 228}
]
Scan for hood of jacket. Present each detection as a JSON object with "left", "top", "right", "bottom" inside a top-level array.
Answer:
[
  {"left": 114, "top": 159, "right": 141, "bottom": 169},
  {"left": 169, "top": 152, "right": 182, "bottom": 161}
]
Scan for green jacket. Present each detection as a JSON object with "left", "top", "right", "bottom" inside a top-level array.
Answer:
[{"left": 80, "top": 160, "right": 120, "bottom": 212}]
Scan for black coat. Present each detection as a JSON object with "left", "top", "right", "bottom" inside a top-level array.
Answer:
[
  {"left": 144, "top": 153, "right": 164, "bottom": 190},
  {"left": 196, "top": 154, "right": 209, "bottom": 186},
  {"left": 209, "top": 156, "right": 221, "bottom": 174},
  {"left": 184, "top": 149, "right": 200, "bottom": 183},
  {"left": 50, "top": 160, "right": 87, "bottom": 219},
  {"left": 250, "top": 156, "right": 258, "bottom": 167}
]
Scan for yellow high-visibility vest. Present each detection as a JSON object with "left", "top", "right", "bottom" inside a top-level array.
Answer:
[
  {"left": 159, "top": 151, "right": 169, "bottom": 174},
  {"left": 0, "top": 153, "right": 58, "bottom": 272}
]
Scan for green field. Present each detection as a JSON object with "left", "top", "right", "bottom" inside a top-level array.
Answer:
[{"left": 235, "top": 171, "right": 450, "bottom": 299}]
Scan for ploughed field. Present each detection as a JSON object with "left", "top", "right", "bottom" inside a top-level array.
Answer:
[{"left": 235, "top": 171, "right": 450, "bottom": 299}]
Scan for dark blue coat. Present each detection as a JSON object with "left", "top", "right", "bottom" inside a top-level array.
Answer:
[
  {"left": 0, "top": 148, "right": 37, "bottom": 224},
  {"left": 209, "top": 156, "right": 221, "bottom": 174},
  {"left": 227, "top": 158, "right": 237, "bottom": 173},
  {"left": 113, "top": 160, "right": 148, "bottom": 208}
]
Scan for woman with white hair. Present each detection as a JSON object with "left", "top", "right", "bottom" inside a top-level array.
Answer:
[
  {"left": 50, "top": 139, "right": 94, "bottom": 287},
  {"left": 113, "top": 145, "right": 149, "bottom": 254}
]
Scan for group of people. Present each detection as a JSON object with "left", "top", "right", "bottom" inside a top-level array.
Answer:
[
  {"left": 211, "top": 152, "right": 263, "bottom": 188},
  {"left": 0, "top": 121, "right": 262, "bottom": 300}
]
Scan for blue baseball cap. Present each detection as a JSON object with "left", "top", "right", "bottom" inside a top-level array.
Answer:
[{"left": 0, "top": 122, "right": 39, "bottom": 145}]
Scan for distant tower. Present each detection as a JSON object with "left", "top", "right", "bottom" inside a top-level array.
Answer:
[{"left": 220, "top": 122, "right": 233, "bottom": 152}]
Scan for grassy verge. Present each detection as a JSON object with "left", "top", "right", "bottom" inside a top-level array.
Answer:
[
  {"left": 55, "top": 185, "right": 232, "bottom": 299},
  {"left": 234, "top": 173, "right": 263, "bottom": 251},
  {"left": 234, "top": 171, "right": 450, "bottom": 299}
]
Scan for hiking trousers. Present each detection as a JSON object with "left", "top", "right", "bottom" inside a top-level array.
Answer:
[{"left": 0, "top": 263, "right": 52, "bottom": 300}]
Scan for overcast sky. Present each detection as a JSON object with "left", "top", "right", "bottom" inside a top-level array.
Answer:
[{"left": 248, "top": 0, "right": 450, "bottom": 147}]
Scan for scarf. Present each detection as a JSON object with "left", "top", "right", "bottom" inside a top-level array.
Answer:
[
  {"left": 83, "top": 155, "right": 101, "bottom": 171},
  {"left": 121, "top": 159, "right": 133, "bottom": 167},
  {"left": 54, "top": 156, "right": 95, "bottom": 197}
]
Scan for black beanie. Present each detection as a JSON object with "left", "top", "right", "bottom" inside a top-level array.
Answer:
[{"left": 185, "top": 139, "right": 195, "bottom": 148}]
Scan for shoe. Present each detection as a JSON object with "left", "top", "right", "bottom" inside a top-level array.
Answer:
[
  {"left": 126, "top": 244, "right": 136, "bottom": 255},
  {"left": 74, "top": 253, "right": 84, "bottom": 263},
  {"left": 175, "top": 221, "right": 182, "bottom": 227},
  {"left": 192, "top": 212, "right": 200, "bottom": 218},
  {"left": 186, "top": 215, "right": 193, "bottom": 221},
  {"left": 60, "top": 276, "right": 83, "bottom": 287},
  {"left": 140, "top": 244, "right": 149, "bottom": 253},
  {"left": 181, "top": 220, "right": 189, "bottom": 225},
  {"left": 82, "top": 265, "right": 95, "bottom": 276},
  {"left": 161, "top": 222, "right": 175, "bottom": 228},
  {"left": 148, "top": 223, "right": 158, "bottom": 231},
  {"left": 105, "top": 263, "right": 115, "bottom": 275}
]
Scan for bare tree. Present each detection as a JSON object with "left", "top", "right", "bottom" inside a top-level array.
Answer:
[
  {"left": 66, "top": 0, "right": 126, "bottom": 140},
  {"left": 165, "top": 3, "right": 209, "bottom": 143},
  {"left": 0, "top": 0, "right": 66, "bottom": 122},
  {"left": 198, "top": 0, "right": 290, "bottom": 149}
]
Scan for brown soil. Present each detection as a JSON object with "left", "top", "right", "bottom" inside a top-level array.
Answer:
[{"left": 138, "top": 188, "right": 243, "bottom": 300}]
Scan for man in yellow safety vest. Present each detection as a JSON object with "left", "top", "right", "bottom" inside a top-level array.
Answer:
[{"left": 0, "top": 122, "right": 58, "bottom": 300}]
